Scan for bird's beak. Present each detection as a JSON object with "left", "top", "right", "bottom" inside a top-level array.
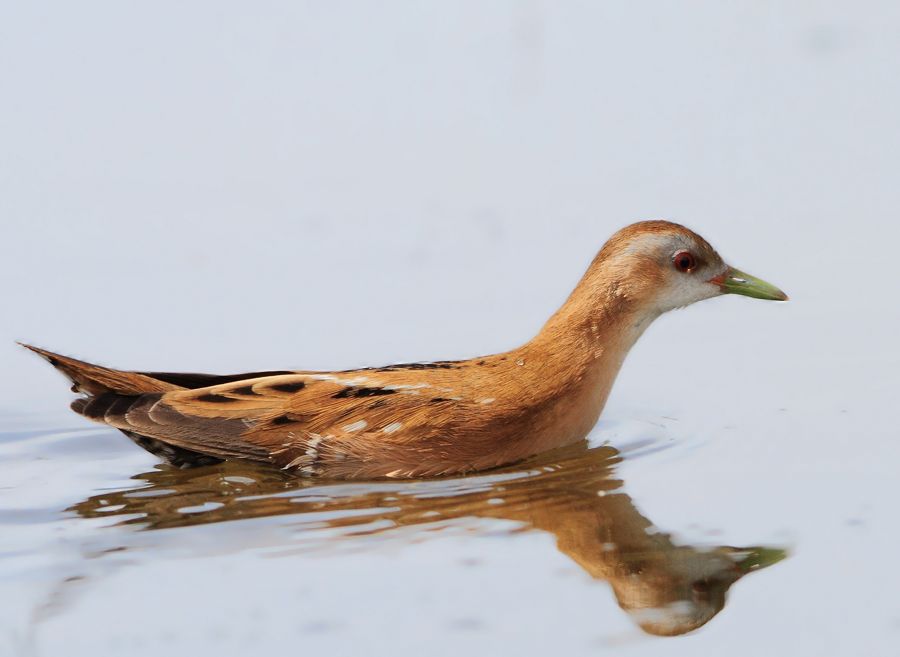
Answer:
[
  {"left": 709, "top": 267, "right": 789, "bottom": 301},
  {"left": 728, "top": 546, "right": 789, "bottom": 575}
]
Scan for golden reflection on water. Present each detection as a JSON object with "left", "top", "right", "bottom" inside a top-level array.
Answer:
[{"left": 69, "top": 442, "right": 784, "bottom": 637}]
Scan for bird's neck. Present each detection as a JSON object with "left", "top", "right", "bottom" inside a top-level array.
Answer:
[
  {"left": 513, "top": 270, "right": 660, "bottom": 448},
  {"left": 530, "top": 261, "right": 660, "bottom": 363}
]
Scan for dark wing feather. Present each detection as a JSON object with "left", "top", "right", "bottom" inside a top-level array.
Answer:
[
  {"left": 73, "top": 390, "right": 273, "bottom": 463},
  {"left": 140, "top": 370, "right": 294, "bottom": 390}
]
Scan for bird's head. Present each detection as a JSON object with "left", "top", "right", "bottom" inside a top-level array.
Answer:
[{"left": 593, "top": 220, "right": 788, "bottom": 316}]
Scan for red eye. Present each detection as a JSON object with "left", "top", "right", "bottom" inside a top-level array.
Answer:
[{"left": 673, "top": 251, "right": 697, "bottom": 273}]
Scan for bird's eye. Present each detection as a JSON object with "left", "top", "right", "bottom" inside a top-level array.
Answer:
[
  {"left": 692, "top": 579, "right": 712, "bottom": 597},
  {"left": 673, "top": 251, "right": 697, "bottom": 273}
]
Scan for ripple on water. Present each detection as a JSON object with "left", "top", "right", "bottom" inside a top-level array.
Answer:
[{"left": 0, "top": 417, "right": 785, "bottom": 640}]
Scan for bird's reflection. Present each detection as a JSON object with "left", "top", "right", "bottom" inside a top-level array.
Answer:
[{"left": 69, "top": 442, "right": 784, "bottom": 636}]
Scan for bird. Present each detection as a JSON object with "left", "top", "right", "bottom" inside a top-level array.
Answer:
[{"left": 22, "top": 220, "right": 787, "bottom": 479}]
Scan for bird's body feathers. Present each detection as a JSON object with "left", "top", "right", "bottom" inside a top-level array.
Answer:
[{"left": 22, "top": 221, "right": 787, "bottom": 478}]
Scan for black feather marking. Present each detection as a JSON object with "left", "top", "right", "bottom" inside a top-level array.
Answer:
[
  {"left": 230, "top": 385, "right": 258, "bottom": 396},
  {"left": 391, "top": 362, "right": 458, "bottom": 371},
  {"left": 356, "top": 387, "right": 398, "bottom": 397},
  {"left": 195, "top": 393, "right": 237, "bottom": 403},
  {"left": 430, "top": 397, "right": 451, "bottom": 403},
  {"left": 356, "top": 361, "right": 461, "bottom": 372},
  {"left": 142, "top": 370, "right": 294, "bottom": 389},
  {"left": 269, "top": 381, "right": 306, "bottom": 393},
  {"left": 333, "top": 387, "right": 398, "bottom": 399},
  {"left": 270, "top": 414, "right": 296, "bottom": 426}
]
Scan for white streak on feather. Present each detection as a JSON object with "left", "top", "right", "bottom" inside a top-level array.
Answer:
[
  {"left": 283, "top": 454, "right": 309, "bottom": 469},
  {"left": 306, "top": 434, "right": 323, "bottom": 458},
  {"left": 283, "top": 433, "right": 324, "bottom": 471},
  {"left": 309, "top": 374, "right": 371, "bottom": 386}
]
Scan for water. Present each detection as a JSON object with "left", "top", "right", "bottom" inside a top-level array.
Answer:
[
  {"left": 3, "top": 379, "right": 897, "bottom": 655},
  {"left": 3, "top": 2, "right": 900, "bottom": 655},
  {"left": 2, "top": 416, "right": 789, "bottom": 653}
]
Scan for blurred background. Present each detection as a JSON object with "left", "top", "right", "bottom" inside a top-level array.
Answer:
[
  {"left": 3, "top": 0, "right": 897, "bottom": 406},
  {"left": 2, "top": 2, "right": 899, "bottom": 656}
]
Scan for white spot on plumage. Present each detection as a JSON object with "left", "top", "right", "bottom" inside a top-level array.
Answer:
[
  {"left": 479, "top": 398, "right": 496, "bottom": 405},
  {"left": 283, "top": 433, "right": 325, "bottom": 471},
  {"left": 342, "top": 420, "right": 368, "bottom": 432},
  {"left": 306, "top": 433, "right": 323, "bottom": 457},
  {"left": 382, "top": 422, "right": 403, "bottom": 434},
  {"left": 310, "top": 374, "right": 370, "bottom": 386}
]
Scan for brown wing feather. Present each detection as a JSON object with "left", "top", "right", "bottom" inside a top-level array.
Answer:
[
  {"left": 149, "top": 374, "right": 476, "bottom": 477},
  {"left": 248, "top": 388, "right": 459, "bottom": 477},
  {"left": 24, "top": 344, "right": 494, "bottom": 477}
]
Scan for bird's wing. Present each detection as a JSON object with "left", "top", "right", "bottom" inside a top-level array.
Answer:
[
  {"left": 24, "top": 344, "right": 486, "bottom": 477},
  {"left": 76, "top": 372, "right": 470, "bottom": 477}
]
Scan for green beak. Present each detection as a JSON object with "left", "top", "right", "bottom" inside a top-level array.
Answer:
[
  {"left": 712, "top": 267, "right": 788, "bottom": 301},
  {"left": 730, "top": 546, "right": 789, "bottom": 574}
]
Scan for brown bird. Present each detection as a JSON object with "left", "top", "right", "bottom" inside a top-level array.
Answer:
[{"left": 23, "top": 220, "right": 787, "bottom": 479}]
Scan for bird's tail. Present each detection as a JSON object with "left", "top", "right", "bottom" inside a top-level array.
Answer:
[{"left": 18, "top": 343, "right": 178, "bottom": 396}]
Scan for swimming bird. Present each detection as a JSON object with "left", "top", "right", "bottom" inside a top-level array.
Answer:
[{"left": 23, "top": 220, "right": 787, "bottom": 479}]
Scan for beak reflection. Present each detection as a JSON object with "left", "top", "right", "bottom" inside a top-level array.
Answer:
[{"left": 69, "top": 442, "right": 786, "bottom": 637}]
